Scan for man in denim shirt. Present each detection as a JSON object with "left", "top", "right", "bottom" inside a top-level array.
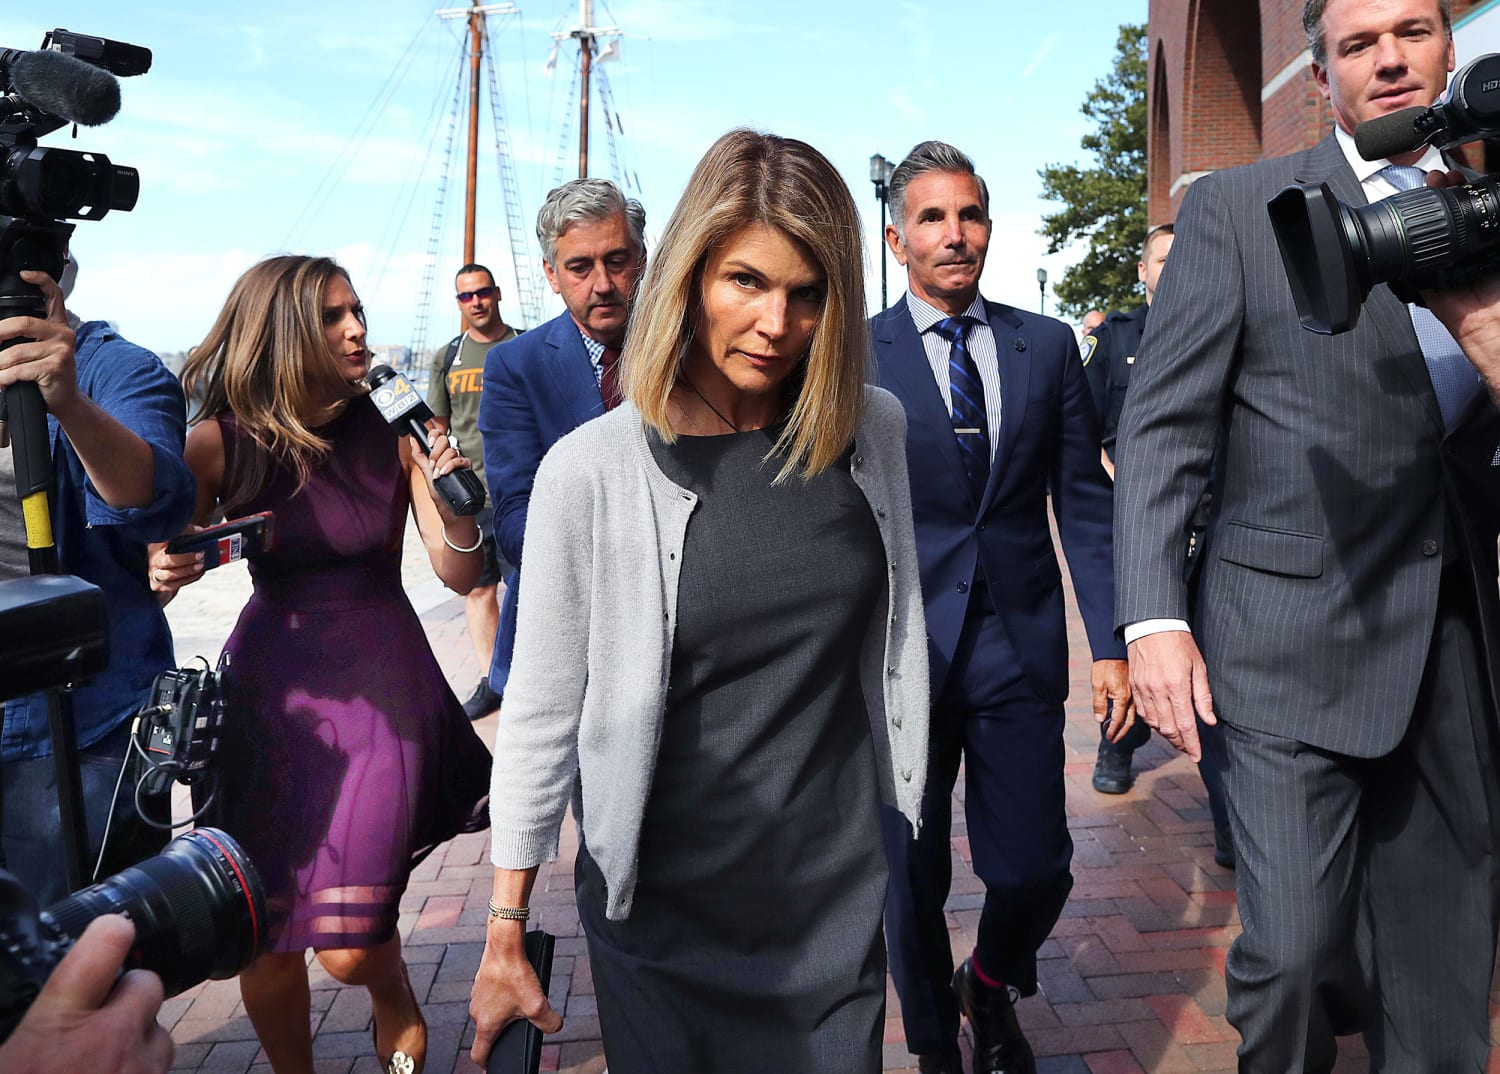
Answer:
[{"left": 0, "top": 262, "right": 195, "bottom": 900}]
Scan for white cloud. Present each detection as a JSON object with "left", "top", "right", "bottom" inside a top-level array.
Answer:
[{"left": 1023, "top": 34, "right": 1058, "bottom": 78}]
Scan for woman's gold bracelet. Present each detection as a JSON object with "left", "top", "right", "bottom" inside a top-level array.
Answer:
[{"left": 487, "top": 899, "right": 529, "bottom": 921}]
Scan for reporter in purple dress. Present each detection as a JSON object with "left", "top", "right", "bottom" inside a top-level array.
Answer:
[
  {"left": 468, "top": 130, "right": 930, "bottom": 1073},
  {"left": 150, "top": 255, "right": 491, "bottom": 1074}
]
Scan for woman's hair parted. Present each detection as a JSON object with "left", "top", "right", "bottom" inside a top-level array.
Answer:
[
  {"left": 180, "top": 254, "right": 363, "bottom": 512},
  {"left": 622, "top": 128, "right": 869, "bottom": 481}
]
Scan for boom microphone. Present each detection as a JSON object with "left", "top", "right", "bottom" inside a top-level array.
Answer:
[
  {"left": 1354, "top": 52, "right": 1500, "bottom": 162},
  {"left": 1353, "top": 107, "right": 1426, "bottom": 162},
  {"left": 365, "top": 364, "right": 486, "bottom": 517},
  {"left": 8, "top": 49, "right": 120, "bottom": 127}
]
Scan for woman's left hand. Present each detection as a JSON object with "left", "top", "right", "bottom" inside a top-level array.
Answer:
[{"left": 411, "top": 421, "right": 475, "bottom": 522}]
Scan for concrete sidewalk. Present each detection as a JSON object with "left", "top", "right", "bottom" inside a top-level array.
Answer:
[{"left": 156, "top": 534, "right": 1495, "bottom": 1073}]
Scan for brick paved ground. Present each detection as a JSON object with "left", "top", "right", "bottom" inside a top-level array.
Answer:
[{"left": 160, "top": 552, "right": 1500, "bottom": 1073}]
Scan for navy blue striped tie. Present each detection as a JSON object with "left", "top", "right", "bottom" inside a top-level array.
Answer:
[{"left": 935, "top": 316, "right": 990, "bottom": 505}]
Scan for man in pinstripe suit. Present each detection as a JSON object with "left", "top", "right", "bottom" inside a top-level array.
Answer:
[{"left": 1114, "top": 1, "right": 1500, "bottom": 1069}]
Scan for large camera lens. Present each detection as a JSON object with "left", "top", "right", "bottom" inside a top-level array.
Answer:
[
  {"left": 1350, "top": 177, "right": 1500, "bottom": 291},
  {"left": 42, "top": 827, "right": 266, "bottom": 995},
  {"left": 0, "top": 145, "right": 139, "bottom": 221},
  {"left": 1270, "top": 175, "right": 1500, "bottom": 334}
]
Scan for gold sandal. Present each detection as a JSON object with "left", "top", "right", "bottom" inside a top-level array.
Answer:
[{"left": 372, "top": 961, "right": 427, "bottom": 1074}]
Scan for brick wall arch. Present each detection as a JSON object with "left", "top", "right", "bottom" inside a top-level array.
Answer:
[
  {"left": 1149, "top": 38, "right": 1174, "bottom": 226},
  {"left": 1185, "top": 0, "right": 1263, "bottom": 176}
]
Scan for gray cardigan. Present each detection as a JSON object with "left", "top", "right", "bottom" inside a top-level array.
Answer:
[{"left": 488, "top": 386, "right": 930, "bottom": 919}]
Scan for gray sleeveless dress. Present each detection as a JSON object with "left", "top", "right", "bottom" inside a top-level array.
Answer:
[{"left": 574, "top": 425, "right": 888, "bottom": 1073}]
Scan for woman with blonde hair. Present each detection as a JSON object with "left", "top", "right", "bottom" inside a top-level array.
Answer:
[
  {"left": 150, "top": 254, "right": 491, "bottom": 1074},
  {"left": 468, "top": 129, "right": 929, "bottom": 1072}
]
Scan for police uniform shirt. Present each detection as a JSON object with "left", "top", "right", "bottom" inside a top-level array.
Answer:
[{"left": 1081, "top": 303, "right": 1147, "bottom": 454}]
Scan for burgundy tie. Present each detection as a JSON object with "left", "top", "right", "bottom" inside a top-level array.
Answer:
[{"left": 599, "top": 346, "right": 622, "bottom": 410}]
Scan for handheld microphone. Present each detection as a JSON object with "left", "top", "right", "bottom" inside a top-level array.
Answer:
[
  {"left": 8, "top": 49, "right": 120, "bottom": 126},
  {"left": 1354, "top": 52, "right": 1500, "bottom": 161},
  {"left": 366, "top": 364, "right": 486, "bottom": 517}
]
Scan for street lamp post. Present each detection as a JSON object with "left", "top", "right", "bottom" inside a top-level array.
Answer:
[
  {"left": 1037, "top": 266, "right": 1049, "bottom": 316},
  {"left": 870, "top": 153, "right": 896, "bottom": 310}
]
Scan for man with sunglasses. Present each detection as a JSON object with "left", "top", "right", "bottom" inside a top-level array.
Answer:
[{"left": 428, "top": 262, "right": 518, "bottom": 720}]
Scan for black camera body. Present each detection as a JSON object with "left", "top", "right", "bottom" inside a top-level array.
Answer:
[
  {"left": 0, "top": 828, "right": 266, "bottom": 1043},
  {"left": 0, "top": 29, "right": 147, "bottom": 223},
  {"left": 1269, "top": 53, "right": 1500, "bottom": 335},
  {"left": 0, "top": 28, "right": 148, "bottom": 327}
]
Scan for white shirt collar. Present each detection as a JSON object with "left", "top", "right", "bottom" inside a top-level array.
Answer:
[
  {"left": 1333, "top": 124, "right": 1447, "bottom": 186},
  {"left": 905, "top": 291, "right": 988, "bottom": 334}
]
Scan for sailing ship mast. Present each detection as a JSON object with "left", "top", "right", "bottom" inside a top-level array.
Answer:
[
  {"left": 421, "top": 0, "right": 542, "bottom": 346},
  {"left": 440, "top": 2, "right": 519, "bottom": 270},
  {"left": 408, "top": 0, "right": 633, "bottom": 359},
  {"left": 554, "top": 0, "right": 621, "bottom": 178},
  {"left": 462, "top": 4, "right": 487, "bottom": 265}
]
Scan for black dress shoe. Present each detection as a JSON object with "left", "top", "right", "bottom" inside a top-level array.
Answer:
[
  {"left": 1213, "top": 824, "right": 1236, "bottom": 870},
  {"left": 951, "top": 958, "right": 1036, "bottom": 1074},
  {"left": 462, "top": 678, "right": 502, "bottom": 721},
  {"left": 1091, "top": 738, "right": 1135, "bottom": 794},
  {"left": 917, "top": 1052, "right": 964, "bottom": 1074}
]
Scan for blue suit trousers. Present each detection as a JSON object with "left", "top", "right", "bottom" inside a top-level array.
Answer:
[{"left": 881, "top": 585, "right": 1073, "bottom": 1054}]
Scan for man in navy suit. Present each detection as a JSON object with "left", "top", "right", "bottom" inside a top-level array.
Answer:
[
  {"left": 477, "top": 178, "right": 646, "bottom": 697},
  {"left": 872, "top": 142, "right": 1130, "bottom": 1074}
]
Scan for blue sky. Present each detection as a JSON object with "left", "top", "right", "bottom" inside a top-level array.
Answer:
[{"left": 1, "top": 1, "right": 1145, "bottom": 357}]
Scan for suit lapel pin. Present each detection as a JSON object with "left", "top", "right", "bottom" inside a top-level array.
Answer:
[{"left": 1014, "top": 338, "right": 1027, "bottom": 352}]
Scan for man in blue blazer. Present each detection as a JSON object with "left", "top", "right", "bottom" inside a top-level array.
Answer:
[
  {"left": 872, "top": 141, "right": 1130, "bottom": 1074},
  {"left": 477, "top": 178, "right": 647, "bottom": 697}
]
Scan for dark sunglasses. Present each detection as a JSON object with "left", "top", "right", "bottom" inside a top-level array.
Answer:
[{"left": 456, "top": 285, "right": 498, "bottom": 302}]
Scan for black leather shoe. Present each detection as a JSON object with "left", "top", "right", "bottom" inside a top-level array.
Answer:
[
  {"left": 952, "top": 959, "right": 1036, "bottom": 1074},
  {"left": 1091, "top": 739, "right": 1135, "bottom": 794},
  {"left": 917, "top": 1052, "right": 964, "bottom": 1074},
  {"left": 462, "top": 679, "right": 502, "bottom": 721},
  {"left": 1213, "top": 824, "right": 1236, "bottom": 870}
]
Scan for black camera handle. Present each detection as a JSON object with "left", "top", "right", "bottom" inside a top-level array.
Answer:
[{"left": 0, "top": 214, "right": 93, "bottom": 894}]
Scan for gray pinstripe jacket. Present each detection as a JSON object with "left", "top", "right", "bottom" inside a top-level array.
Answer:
[{"left": 1113, "top": 132, "right": 1500, "bottom": 757}]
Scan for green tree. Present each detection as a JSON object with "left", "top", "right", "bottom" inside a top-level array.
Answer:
[{"left": 1038, "top": 23, "right": 1147, "bottom": 319}]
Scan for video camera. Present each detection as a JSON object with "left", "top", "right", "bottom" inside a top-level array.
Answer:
[
  {"left": 0, "top": 28, "right": 152, "bottom": 888},
  {"left": 1269, "top": 53, "right": 1500, "bottom": 335},
  {"left": 0, "top": 29, "right": 145, "bottom": 233},
  {"left": 0, "top": 578, "right": 266, "bottom": 1044},
  {"left": 0, "top": 826, "right": 267, "bottom": 1043}
]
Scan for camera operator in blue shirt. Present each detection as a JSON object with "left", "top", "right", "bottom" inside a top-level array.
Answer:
[{"left": 0, "top": 259, "right": 195, "bottom": 902}]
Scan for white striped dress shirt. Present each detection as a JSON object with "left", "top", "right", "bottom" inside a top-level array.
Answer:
[{"left": 905, "top": 291, "right": 1002, "bottom": 462}]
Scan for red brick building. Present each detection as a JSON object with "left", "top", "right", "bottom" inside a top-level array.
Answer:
[{"left": 1146, "top": 0, "right": 1496, "bottom": 223}]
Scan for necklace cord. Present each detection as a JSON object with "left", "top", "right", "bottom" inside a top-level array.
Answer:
[{"left": 678, "top": 374, "right": 741, "bottom": 433}]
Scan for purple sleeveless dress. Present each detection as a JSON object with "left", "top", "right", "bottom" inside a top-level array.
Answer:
[{"left": 212, "top": 398, "right": 490, "bottom": 953}]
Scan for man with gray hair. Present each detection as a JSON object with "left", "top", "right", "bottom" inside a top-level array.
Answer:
[
  {"left": 476, "top": 177, "right": 646, "bottom": 699},
  {"left": 871, "top": 140, "right": 1129, "bottom": 1074}
]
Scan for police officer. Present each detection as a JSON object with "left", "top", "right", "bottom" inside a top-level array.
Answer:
[
  {"left": 1080, "top": 224, "right": 1173, "bottom": 473},
  {"left": 1082, "top": 224, "right": 1232, "bottom": 867}
]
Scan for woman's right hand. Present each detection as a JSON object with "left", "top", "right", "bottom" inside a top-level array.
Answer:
[
  {"left": 147, "top": 529, "right": 207, "bottom": 599},
  {"left": 468, "top": 924, "right": 563, "bottom": 1066}
]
